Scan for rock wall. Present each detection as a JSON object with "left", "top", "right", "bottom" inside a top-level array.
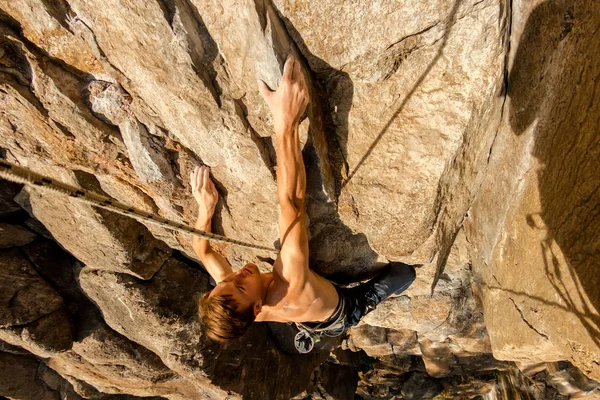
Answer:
[
  {"left": 0, "top": 0, "right": 598, "bottom": 398},
  {"left": 465, "top": 0, "right": 600, "bottom": 381}
]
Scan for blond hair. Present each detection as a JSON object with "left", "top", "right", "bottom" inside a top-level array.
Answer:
[{"left": 199, "top": 291, "right": 255, "bottom": 341}]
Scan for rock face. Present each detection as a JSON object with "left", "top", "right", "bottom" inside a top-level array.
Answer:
[
  {"left": 0, "top": 0, "right": 598, "bottom": 397},
  {"left": 465, "top": 0, "right": 600, "bottom": 380}
]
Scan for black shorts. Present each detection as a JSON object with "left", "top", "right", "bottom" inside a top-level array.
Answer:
[{"left": 297, "top": 263, "right": 417, "bottom": 338}]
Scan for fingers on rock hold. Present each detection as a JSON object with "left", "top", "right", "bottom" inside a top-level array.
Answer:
[
  {"left": 202, "top": 166, "right": 210, "bottom": 189},
  {"left": 283, "top": 55, "right": 295, "bottom": 80}
]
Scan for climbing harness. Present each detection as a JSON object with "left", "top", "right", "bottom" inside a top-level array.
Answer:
[
  {"left": 0, "top": 159, "right": 279, "bottom": 253},
  {"left": 292, "top": 285, "right": 348, "bottom": 353}
]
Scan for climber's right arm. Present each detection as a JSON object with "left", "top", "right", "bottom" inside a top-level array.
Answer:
[
  {"left": 190, "top": 166, "right": 233, "bottom": 283},
  {"left": 259, "top": 55, "right": 310, "bottom": 287}
]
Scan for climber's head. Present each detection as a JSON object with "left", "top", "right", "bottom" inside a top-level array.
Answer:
[{"left": 199, "top": 263, "right": 264, "bottom": 341}]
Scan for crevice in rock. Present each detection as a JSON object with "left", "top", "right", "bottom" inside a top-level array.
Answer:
[
  {"left": 487, "top": 0, "right": 513, "bottom": 166},
  {"left": 253, "top": 0, "right": 268, "bottom": 33},
  {"left": 384, "top": 21, "right": 441, "bottom": 52},
  {"left": 51, "top": 121, "right": 76, "bottom": 138},
  {"left": 491, "top": 273, "right": 549, "bottom": 340},
  {"left": 233, "top": 97, "right": 277, "bottom": 180},
  {"left": 0, "top": 71, "right": 47, "bottom": 119},
  {"left": 39, "top": 0, "right": 76, "bottom": 35},
  {"left": 507, "top": 296, "right": 549, "bottom": 340},
  {"left": 271, "top": 7, "right": 348, "bottom": 200},
  {"left": 429, "top": 0, "right": 513, "bottom": 292},
  {"left": 69, "top": 16, "right": 130, "bottom": 86},
  {"left": 155, "top": 0, "right": 223, "bottom": 107},
  {"left": 1, "top": 10, "right": 91, "bottom": 81}
]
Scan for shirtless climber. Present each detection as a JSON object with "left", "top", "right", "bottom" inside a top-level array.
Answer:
[{"left": 191, "top": 55, "right": 416, "bottom": 352}]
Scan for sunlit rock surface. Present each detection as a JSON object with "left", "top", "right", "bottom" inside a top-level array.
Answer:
[{"left": 0, "top": 0, "right": 598, "bottom": 398}]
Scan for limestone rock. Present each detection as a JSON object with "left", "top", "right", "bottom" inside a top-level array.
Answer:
[
  {"left": 361, "top": 281, "right": 481, "bottom": 342},
  {"left": 465, "top": 0, "right": 600, "bottom": 379},
  {"left": 87, "top": 81, "right": 176, "bottom": 187},
  {"left": 347, "top": 325, "right": 420, "bottom": 358},
  {"left": 0, "top": 248, "right": 63, "bottom": 328},
  {"left": 0, "top": 351, "right": 65, "bottom": 400},
  {"left": 0, "top": 0, "right": 105, "bottom": 76},
  {"left": 25, "top": 166, "right": 172, "bottom": 280},
  {"left": 275, "top": 0, "right": 507, "bottom": 268},
  {"left": 418, "top": 338, "right": 456, "bottom": 377},
  {"left": 0, "top": 222, "right": 36, "bottom": 248},
  {"left": 78, "top": 257, "right": 328, "bottom": 399},
  {"left": 48, "top": 317, "right": 202, "bottom": 399},
  {"left": 0, "top": 0, "right": 599, "bottom": 395},
  {"left": 65, "top": 0, "right": 280, "bottom": 251}
]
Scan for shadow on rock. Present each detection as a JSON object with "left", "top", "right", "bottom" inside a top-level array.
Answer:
[{"left": 507, "top": 0, "right": 600, "bottom": 345}]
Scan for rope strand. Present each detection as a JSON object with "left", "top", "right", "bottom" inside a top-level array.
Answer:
[{"left": 0, "top": 159, "right": 279, "bottom": 253}]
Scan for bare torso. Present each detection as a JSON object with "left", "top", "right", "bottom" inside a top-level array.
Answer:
[{"left": 255, "top": 270, "right": 340, "bottom": 323}]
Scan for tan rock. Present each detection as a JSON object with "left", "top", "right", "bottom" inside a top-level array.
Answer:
[
  {"left": 25, "top": 166, "right": 172, "bottom": 280},
  {"left": 0, "top": 0, "right": 104, "bottom": 76},
  {"left": 47, "top": 319, "right": 203, "bottom": 400},
  {"left": 65, "top": 0, "right": 280, "bottom": 255},
  {"left": 275, "top": 0, "right": 507, "bottom": 266},
  {"left": 418, "top": 338, "right": 456, "bottom": 377},
  {"left": 466, "top": 0, "right": 600, "bottom": 379}
]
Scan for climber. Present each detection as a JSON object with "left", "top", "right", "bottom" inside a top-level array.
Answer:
[{"left": 192, "top": 55, "right": 416, "bottom": 352}]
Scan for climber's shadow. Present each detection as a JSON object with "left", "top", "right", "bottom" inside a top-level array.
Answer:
[{"left": 507, "top": 0, "right": 600, "bottom": 344}]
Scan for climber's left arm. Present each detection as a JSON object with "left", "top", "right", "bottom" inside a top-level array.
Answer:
[{"left": 190, "top": 166, "right": 233, "bottom": 283}]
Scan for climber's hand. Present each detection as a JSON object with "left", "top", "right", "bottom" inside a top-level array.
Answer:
[
  {"left": 258, "top": 54, "right": 309, "bottom": 133},
  {"left": 190, "top": 165, "right": 218, "bottom": 220}
]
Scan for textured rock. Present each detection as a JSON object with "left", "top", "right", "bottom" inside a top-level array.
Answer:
[
  {"left": 0, "top": 0, "right": 599, "bottom": 396},
  {"left": 0, "top": 222, "right": 36, "bottom": 248},
  {"left": 25, "top": 167, "right": 172, "bottom": 280},
  {"left": 361, "top": 229, "right": 483, "bottom": 342},
  {"left": 275, "top": 0, "right": 507, "bottom": 271},
  {"left": 465, "top": 0, "right": 600, "bottom": 379},
  {"left": 79, "top": 256, "right": 328, "bottom": 399},
  {"left": 347, "top": 325, "right": 420, "bottom": 358},
  {"left": 65, "top": 0, "right": 280, "bottom": 251},
  {"left": 18, "top": 309, "right": 73, "bottom": 355},
  {"left": 0, "top": 0, "right": 105, "bottom": 76},
  {"left": 0, "top": 248, "right": 63, "bottom": 328},
  {"left": 48, "top": 318, "right": 202, "bottom": 399},
  {"left": 0, "top": 351, "right": 65, "bottom": 400},
  {"left": 87, "top": 81, "right": 176, "bottom": 187},
  {"left": 401, "top": 371, "right": 443, "bottom": 400}
]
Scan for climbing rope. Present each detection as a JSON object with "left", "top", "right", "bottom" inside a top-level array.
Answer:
[{"left": 0, "top": 159, "right": 279, "bottom": 253}]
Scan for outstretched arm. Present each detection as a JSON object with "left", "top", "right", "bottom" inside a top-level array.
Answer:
[
  {"left": 190, "top": 166, "right": 233, "bottom": 283},
  {"left": 259, "top": 55, "right": 310, "bottom": 287}
]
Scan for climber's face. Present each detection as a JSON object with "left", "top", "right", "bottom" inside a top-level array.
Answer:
[{"left": 210, "top": 263, "right": 264, "bottom": 314}]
